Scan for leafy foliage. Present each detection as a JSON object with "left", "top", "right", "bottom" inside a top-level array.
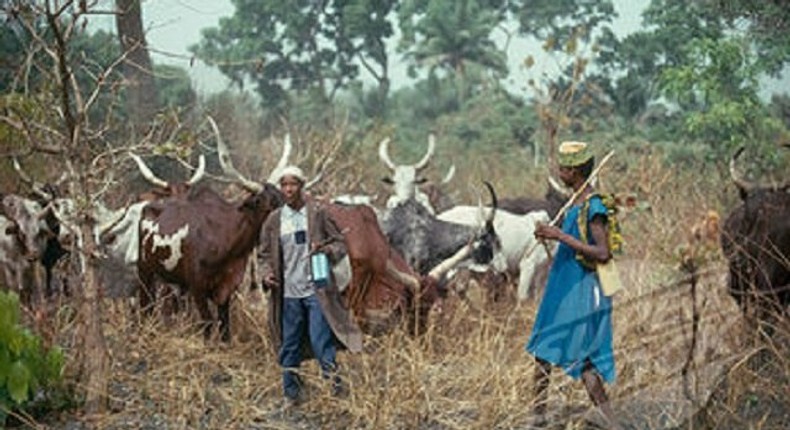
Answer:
[
  {"left": 192, "top": 0, "right": 398, "bottom": 117},
  {"left": 659, "top": 36, "right": 787, "bottom": 165},
  {"left": 399, "top": 0, "right": 508, "bottom": 81},
  {"left": 512, "top": 0, "right": 616, "bottom": 52},
  {"left": 0, "top": 291, "right": 65, "bottom": 425},
  {"left": 155, "top": 64, "right": 198, "bottom": 113},
  {"left": 705, "top": 0, "right": 790, "bottom": 75},
  {"left": 593, "top": 0, "right": 726, "bottom": 121}
]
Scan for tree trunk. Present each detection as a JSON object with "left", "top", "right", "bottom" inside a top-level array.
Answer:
[
  {"left": 74, "top": 224, "right": 109, "bottom": 414},
  {"left": 116, "top": 0, "right": 157, "bottom": 131}
]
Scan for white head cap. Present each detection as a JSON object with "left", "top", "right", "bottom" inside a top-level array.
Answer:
[{"left": 277, "top": 165, "right": 306, "bottom": 184}]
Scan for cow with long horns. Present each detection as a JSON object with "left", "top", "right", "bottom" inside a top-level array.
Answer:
[
  {"left": 720, "top": 147, "right": 790, "bottom": 329},
  {"left": 136, "top": 117, "right": 291, "bottom": 342},
  {"left": 382, "top": 182, "right": 503, "bottom": 280}
]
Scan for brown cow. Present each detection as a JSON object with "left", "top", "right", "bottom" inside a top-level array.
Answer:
[
  {"left": 720, "top": 147, "right": 790, "bottom": 331},
  {"left": 136, "top": 117, "right": 290, "bottom": 342},
  {"left": 138, "top": 184, "right": 283, "bottom": 341},
  {"left": 323, "top": 202, "right": 443, "bottom": 336}
]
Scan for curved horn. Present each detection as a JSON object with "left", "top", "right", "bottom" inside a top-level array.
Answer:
[
  {"left": 729, "top": 146, "right": 752, "bottom": 195},
  {"left": 483, "top": 181, "right": 497, "bottom": 223},
  {"left": 207, "top": 115, "right": 263, "bottom": 193},
  {"left": 275, "top": 134, "right": 293, "bottom": 174},
  {"left": 186, "top": 154, "right": 206, "bottom": 185},
  {"left": 304, "top": 170, "right": 323, "bottom": 190},
  {"left": 266, "top": 133, "right": 294, "bottom": 184},
  {"left": 129, "top": 153, "right": 169, "bottom": 188},
  {"left": 378, "top": 138, "right": 396, "bottom": 170},
  {"left": 441, "top": 164, "right": 456, "bottom": 184},
  {"left": 413, "top": 133, "right": 435, "bottom": 171},
  {"left": 12, "top": 157, "right": 52, "bottom": 200},
  {"left": 385, "top": 260, "right": 421, "bottom": 292},
  {"left": 428, "top": 243, "right": 473, "bottom": 281},
  {"left": 547, "top": 175, "right": 571, "bottom": 198}
]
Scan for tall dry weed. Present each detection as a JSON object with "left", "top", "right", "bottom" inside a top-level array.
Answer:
[{"left": 22, "top": 148, "right": 788, "bottom": 430}]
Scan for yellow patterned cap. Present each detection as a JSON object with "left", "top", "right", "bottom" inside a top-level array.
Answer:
[{"left": 558, "top": 141, "right": 593, "bottom": 167}]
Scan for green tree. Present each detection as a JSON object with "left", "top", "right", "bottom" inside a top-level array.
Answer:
[
  {"left": 154, "top": 64, "right": 197, "bottom": 113},
  {"left": 192, "top": 0, "right": 397, "bottom": 120},
  {"left": 659, "top": 36, "right": 785, "bottom": 164},
  {"left": 398, "top": 0, "right": 508, "bottom": 104},
  {"left": 511, "top": 0, "right": 616, "bottom": 52},
  {"left": 593, "top": 0, "right": 725, "bottom": 121},
  {"left": 706, "top": 0, "right": 790, "bottom": 76}
]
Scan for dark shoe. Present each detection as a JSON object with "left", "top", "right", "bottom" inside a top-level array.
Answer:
[
  {"left": 527, "top": 414, "right": 548, "bottom": 429},
  {"left": 332, "top": 380, "right": 349, "bottom": 398},
  {"left": 283, "top": 392, "right": 304, "bottom": 409},
  {"left": 280, "top": 395, "right": 300, "bottom": 418}
]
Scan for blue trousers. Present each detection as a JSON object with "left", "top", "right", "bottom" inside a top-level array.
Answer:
[{"left": 280, "top": 294, "right": 338, "bottom": 399}]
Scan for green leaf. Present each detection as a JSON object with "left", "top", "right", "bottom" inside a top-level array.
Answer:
[
  {"left": 7, "top": 361, "right": 31, "bottom": 404},
  {"left": 0, "top": 348, "right": 10, "bottom": 385},
  {"left": 45, "top": 348, "right": 65, "bottom": 381}
]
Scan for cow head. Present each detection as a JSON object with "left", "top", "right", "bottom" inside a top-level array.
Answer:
[
  {"left": 208, "top": 115, "right": 286, "bottom": 217},
  {"left": 469, "top": 181, "right": 502, "bottom": 266},
  {"left": 379, "top": 134, "right": 436, "bottom": 210},
  {"left": 9, "top": 157, "right": 68, "bottom": 244},
  {"left": 241, "top": 183, "right": 284, "bottom": 218},
  {"left": 417, "top": 181, "right": 502, "bottom": 281},
  {"left": 0, "top": 194, "right": 49, "bottom": 261},
  {"left": 729, "top": 146, "right": 789, "bottom": 201}
]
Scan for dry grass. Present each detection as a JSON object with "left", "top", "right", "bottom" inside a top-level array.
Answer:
[{"left": 15, "top": 149, "right": 789, "bottom": 429}]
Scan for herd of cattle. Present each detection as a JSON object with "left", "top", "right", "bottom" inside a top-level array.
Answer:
[{"left": 1, "top": 125, "right": 788, "bottom": 341}]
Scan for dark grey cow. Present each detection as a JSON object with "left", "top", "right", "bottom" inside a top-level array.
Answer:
[
  {"left": 720, "top": 147, "right": 790, "bottom": 331},
  {"left": 382, "top": 182, "right": 503, "bottom": 278},
  {"left": 498, "top": 177, "right": 568, "bottom": 219}
]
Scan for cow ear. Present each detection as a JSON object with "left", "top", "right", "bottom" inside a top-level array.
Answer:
[
  {"left": 381, "top": 177, "right": 394, "bottom": 185},
  {"left": 415, "top": 177, "right": 429, "bottom": 185}
]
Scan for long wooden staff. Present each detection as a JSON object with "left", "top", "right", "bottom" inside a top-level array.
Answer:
[{"left": 522, "top": 150, "right": 616, "bottom": 262}]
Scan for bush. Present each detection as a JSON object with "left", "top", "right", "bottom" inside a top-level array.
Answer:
[{"left": 0, "top": 291, "right": 65, "bottom": 425}]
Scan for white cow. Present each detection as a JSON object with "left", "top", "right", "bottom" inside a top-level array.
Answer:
[{"left": 437, "top": 206, "right": 554, "bottom": 301}]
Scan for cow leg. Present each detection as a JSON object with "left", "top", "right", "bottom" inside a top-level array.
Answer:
[
  {"left": 192, "top": 293, "right": 214, "bottom": 340},
  {"left": 17, "top": 264, "right": 32, "bottom": 307},
  {"left": 29, "top": 264, "right": 44, "bottom": 308},
  {"left": 161, "top": 284, "right": 182, "bottom": 325},
  {"left": 218, "top": 299, "right": 231, "bottom": 343},
  {"left": 44, "top": 264, "right": 54, "bottom": 298},
  {"left": 137, "top": 270, "right": 156, "bottom": 317}
]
